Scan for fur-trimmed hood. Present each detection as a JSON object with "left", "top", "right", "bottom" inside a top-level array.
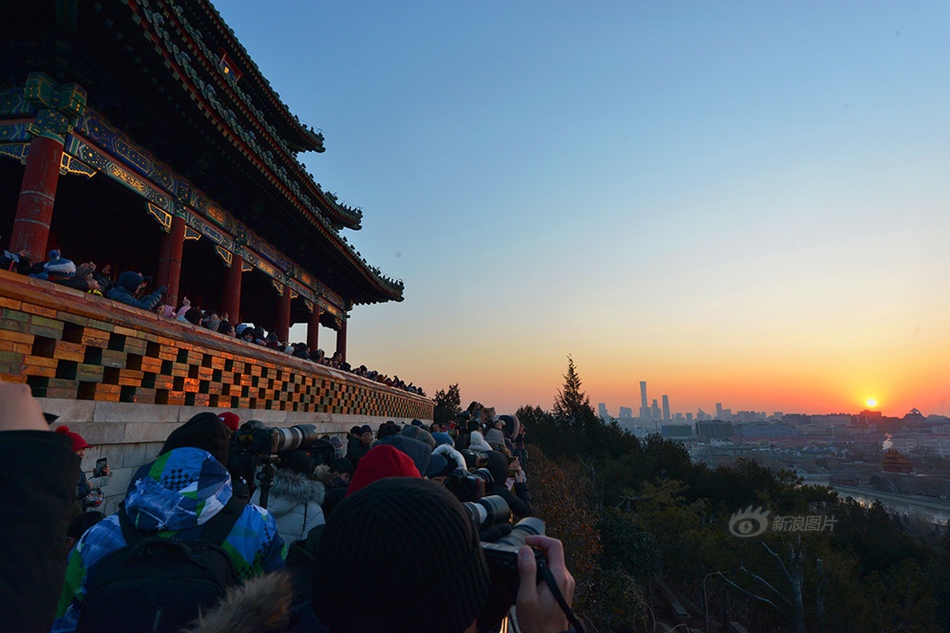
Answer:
[
  {"left": 259, "top": 471, "right": 325, "bottom": 517},
  {"left": 182, "top": 572, "right": 296, "bottom": 633}
]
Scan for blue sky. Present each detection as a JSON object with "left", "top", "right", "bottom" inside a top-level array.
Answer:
[{"left": 221, "top": 1, "right": 950, "bottom": 416}]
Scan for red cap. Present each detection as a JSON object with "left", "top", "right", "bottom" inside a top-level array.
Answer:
[
  {"left": 218, "top": 412, "right": 240, "bottom": 432},
  {"left": 56, "top": 425, "right": 90, "bottom": 452},
  {"left": 346, "top": 445, "right": 421, "bottom": 497}
]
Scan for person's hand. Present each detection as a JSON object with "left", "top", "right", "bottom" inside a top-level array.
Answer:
[
  {"left": 102, "top": 465, "right": 111, "bottom": 476},
  {"left": 102, "top": 264, "right": 111, "bottom": 275},
  {"left": 514, "top": 468, "right": 526, "bottom": 484},
  {"left": 515, "top": 536, "right": 575, "bottom": 633},
  {"left": 0, "top": 382, "right": 48, "bottom": 432}
]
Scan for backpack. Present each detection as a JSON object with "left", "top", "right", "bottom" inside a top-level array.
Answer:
[{"left": 76, "top": 495, "right": 246, "bottom": 633}]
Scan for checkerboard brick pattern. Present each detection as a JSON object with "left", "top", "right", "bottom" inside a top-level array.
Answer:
[{"left": 0, "top": 271, "right": 433, "bottom": 420}]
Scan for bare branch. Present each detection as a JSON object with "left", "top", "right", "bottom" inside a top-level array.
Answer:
[
  {"left": 739, "top": 564, "right": 791, "bottom": 605},
  {"left": 708, "top": 572, "right": 783, "bottom": 611}
]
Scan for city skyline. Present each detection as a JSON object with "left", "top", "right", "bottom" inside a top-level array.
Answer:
[{"left": 228, "top": 2, "right": 950, "bottom": 418}]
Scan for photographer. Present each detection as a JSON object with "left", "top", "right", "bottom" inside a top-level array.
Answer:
[
  {"left": 105, "top": 271, "right": 166, "bottom": 311},
  {"left": 485, "top": 450, "right": 533, "bottom": 519},
  {"left": 311, "top": 477, "right": 575, "bottom": 633}
]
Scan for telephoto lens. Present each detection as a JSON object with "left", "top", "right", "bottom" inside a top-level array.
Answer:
[
  {"left": 271, "top": 424, "right": 320, "bottom": 452},
  {"left": 489, "top": 516, "right": 544, "bottom": 550},
  {"left": 462, "top": 495, "right": 510, "bottom": 530}
]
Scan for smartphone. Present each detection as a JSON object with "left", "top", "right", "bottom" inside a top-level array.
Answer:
[{"left": 95, "top": 457, "right": 108, "bottom": 477}]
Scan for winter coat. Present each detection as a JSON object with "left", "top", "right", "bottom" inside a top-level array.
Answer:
[
  {"left": 0, "top": 430, "right": 76, "bottom": 633},
  {"left": 251, "top": 470, "right": 325, "bottom": 545},
  {"left": 105, "top": 271, "right": 165, "bottom": 311},
  {"left": 52, "top": 447, "right": 286, "bottom": 632}
]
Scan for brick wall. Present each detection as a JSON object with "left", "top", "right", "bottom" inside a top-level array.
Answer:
[{"left": 0, "top": 269, "right": 433, "bottom": 511}]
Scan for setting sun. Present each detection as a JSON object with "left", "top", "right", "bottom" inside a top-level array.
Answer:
[{"left": 866, "top": 398, "right": 878, "bottom": 408}]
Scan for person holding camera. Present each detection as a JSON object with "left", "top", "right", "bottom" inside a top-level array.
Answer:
[
  {"left": 54, "top": 426, "right": 111, "bottom": 515},
  {"left": 105, "top": 271, "right": 167, "bottom": 311},
  {"left": 310, "top": 477, "right": 576, "bottom": 633},
  {"left": 485, "top": 450, "right": 533, "bottom": 519}
]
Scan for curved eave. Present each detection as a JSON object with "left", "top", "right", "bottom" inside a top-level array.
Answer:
[
  {"left": 188, "top": 0, "right": 323, "bottom": 152},
  {"left": 142, "top": 0, "right": 362, "bottom": 231}
]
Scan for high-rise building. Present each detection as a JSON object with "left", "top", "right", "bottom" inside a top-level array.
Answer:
[
  {"left": 686, "top": 412, "right": 694, "bottom": 423},
  {"left": 619, "top": 406, "right": 633, "bottom": 419},
  {"left": 662, "top": 395, "right": 671, "bottom": 422},
  {"left": 598, "top": 403, "right": 609, "bottom": 421},
  {"left": 715, "top": 403, "right": 723, "bottom": 419},
  {"left": 651, "top": 399, "right": 661, "bottom": 421},
  {"left": 639, "top": 381, "right": 650, "bottom": 420}
]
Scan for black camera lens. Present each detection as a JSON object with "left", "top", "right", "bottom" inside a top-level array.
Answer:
[
  {"left": 493, "top": 516, "right": 544, "bottom": 550},
  {"left": 462, "top": 495, "right": 510, "bottom": 530},
  {"left": 470, "top": 467, "right": 493, "bottom": 486}
]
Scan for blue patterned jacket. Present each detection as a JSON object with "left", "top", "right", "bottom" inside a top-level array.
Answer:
[{"left": 52, "top": 447, "right": 286, "bottom": 632}]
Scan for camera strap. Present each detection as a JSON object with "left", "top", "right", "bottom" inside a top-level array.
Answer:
[{"left": 539, "top": 562, "right": 586, "bottom": 633}]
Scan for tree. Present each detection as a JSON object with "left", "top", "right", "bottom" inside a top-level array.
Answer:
[
  {"left": 553, "top": 355, "right": 592, "bottom": 424},
  {"left": 432, "top": 383, "right": 461, "bottom": 424}
]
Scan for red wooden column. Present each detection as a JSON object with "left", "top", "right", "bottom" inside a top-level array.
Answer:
[
  {"left": 335, "top": 316, "right": 347, "bottom": 362},
  {"left": 307, "top": 306, "right": 321, "bottom": 352},
  {"left": 9, "top": 74, "right": 86, "bottom": 262},
  {"left": 155, "top": 215, "right": 186, "bottom": 307},
  {"left": 9, "top": 134, "right": 66, "bottom": 262},
  {"left": 276, "top": 285, "right": 292, "bottom": 343},
  {"left": 222, "top": 252, "right": 243, "bottom": 324}
]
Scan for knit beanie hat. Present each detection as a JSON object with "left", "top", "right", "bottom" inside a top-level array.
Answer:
[
  {"left": 399, "top": 424, "right": 436, "bottom": 449},
  {"left": 313, "top": 478, "right": 491, "bottom": 633},
  {"left": 377, "top": 434, "right": 432, "bottom": 476},
  {"left": 281, "top": 451, "right": 313, "bottom": 476},
  {"left": 56, "top": 425, "right": 90, "bottom": 451},
  {"left": 45, "top": 251, "right": 76, "bottom": 277},
  {"left": 160, "top": 412, "right": 231, "bottom": 467},
  {"left": 432, "top": 431, "right": 454, "bottom": 447},
  {"left": 468, "top": 431, "right": 492, "bottom": 452},
  {"left": 346, "top": 445, "right": 420, "bottom": 497},
  {"left": 218, "top": 412, "right": 240, "bottom": 432},
  {"left": 331, "top": 457, "right": 354, "bottom": 475},
  {"left": 484, "top": 428, "right": 506, "bottom": 448}
]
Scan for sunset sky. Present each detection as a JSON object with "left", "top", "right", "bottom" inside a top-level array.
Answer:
[{"left": 220, "top": 1, "right": 950, "bottom": 418}]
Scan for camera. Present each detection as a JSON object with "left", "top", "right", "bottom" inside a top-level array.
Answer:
[
  {"left": 445, "top": 466, "right": 494, "bottom": 502},
  {"left": 462, "top": 494, "right": 510, "bottom": 530},
  {"left": 460, "top": 449, "right": 489, "bottom": 470},
  {"left": 231, "top": 422, "right": 321, "bottom": 455},
  {"left": 479, "top": 512, "right": 548, "bottom": 629}
]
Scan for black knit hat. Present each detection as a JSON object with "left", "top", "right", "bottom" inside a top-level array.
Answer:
[
  {"left": 312, "top": 478, "right": 491, "bottom": 633},
  {"left": 160, "top": 412, "right": 231, "bottom": 467}
]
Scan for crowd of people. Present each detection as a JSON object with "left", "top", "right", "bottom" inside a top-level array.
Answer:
[
  {"left": 0, "top": 242, "right": 424, "bottom": 395},
  {"left": 0, "top": 382, "right": 578, "bottom": 633}
]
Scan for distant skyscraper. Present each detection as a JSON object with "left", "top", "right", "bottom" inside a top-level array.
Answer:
[
  {"left": 686, "top": 412, "right": 694, "bottom": 423},
  {"left": 619, "top": 406, "right": 633, "bottom": 419},
  {"left": 662, "top": 395, "right": 671, "bottom": 422},
  {"left": 651, "top": 399, "right": 661, "bottom": 421},
  {"left": 639, "top": 381, "right": 650, "bottom": 420},
  {"left": 716, "top": 403, "right": 723, "bottom": 419},
  {"left": 598, "top": 402, "right": 609, "bottom": 421}
]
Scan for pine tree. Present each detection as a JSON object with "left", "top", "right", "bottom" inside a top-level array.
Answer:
[
  {"left": 553, "top": 355, "right": 594, "bottom": 426},
  {"left": 432, "top": 383, "right": 461, "bottom": 424}
]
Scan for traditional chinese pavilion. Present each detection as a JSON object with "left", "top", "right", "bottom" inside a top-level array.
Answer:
[
  {"left": 0, "top": 0, "right": 430, "bottom": 490},
  {"left": 881, "top": 449, "right": 913, "bottom": 474}
]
